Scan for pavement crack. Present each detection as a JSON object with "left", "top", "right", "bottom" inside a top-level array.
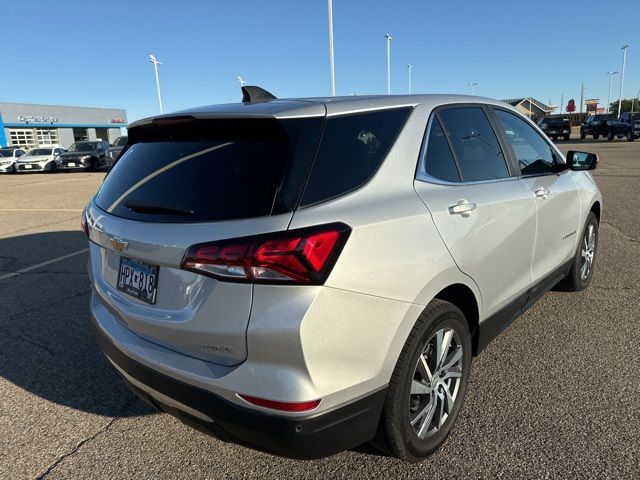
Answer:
[
  {"left": 602, "top": 221, "right": 640, "bottom": 245},
  {"left": 36, "top": 399, "right": 137, "bottom": 479}
]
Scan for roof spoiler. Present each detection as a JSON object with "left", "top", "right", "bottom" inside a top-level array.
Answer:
[{"left": 241, "top": 86, "right": 277, "bottom": 103}]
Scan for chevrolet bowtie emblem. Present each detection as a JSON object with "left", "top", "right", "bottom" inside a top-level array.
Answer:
[{"left": 109, "top": 237, "right": 129, "bottom": 252}]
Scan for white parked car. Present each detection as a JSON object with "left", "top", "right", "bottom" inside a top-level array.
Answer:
[
  {"left": 15, "top": 147, "right": 66, "bottom": 173},
  {"left": 0, "top": 147, "right": 27, "bottom": 173}
]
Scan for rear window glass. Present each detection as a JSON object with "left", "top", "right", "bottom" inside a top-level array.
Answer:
[
  {"left": 300, "top": 107, "right": 411, "bottom": 206},
  {"left": 423, "top": 117, "right": 460, "bottom": 182},
  {"left": 94, "top": 118, "right": 322, "bottom": 223},
  {"left": 438, "top": 107, "right": 509, "bottom": 182}
]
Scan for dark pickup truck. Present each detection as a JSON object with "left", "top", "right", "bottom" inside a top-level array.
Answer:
[
  {"left": 580, "top": 114, "right": 613, "bottom": 140},
  {"left": 618, "top": 112, "right": 640, "bottom": 139},
  {"left": 537, "top": 117, "right": 571, "bottom": 140}
]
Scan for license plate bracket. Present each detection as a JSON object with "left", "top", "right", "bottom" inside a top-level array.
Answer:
[{"left": 117, "top": 257, "right": 159, "bottom": 304}]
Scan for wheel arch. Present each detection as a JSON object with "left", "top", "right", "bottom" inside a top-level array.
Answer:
[
  {"left": 590, "top": 200, "right": 601, "bottom": 224},
  {"left": 433, "top": 283, "right": 480, "bottom": 356}
]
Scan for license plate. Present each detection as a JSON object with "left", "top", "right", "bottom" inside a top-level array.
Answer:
[
  {"left": 117, "top": 257, "right": 158, "bottom": 304},
  {"left": 68, "top": 162, "right": 76, "bottom": 167},
  {"left": 24, "top": 164, "right": 32, "bottom": 169},
  {"left": 548, "top": 130, "right": 556, "bottom": 134}
]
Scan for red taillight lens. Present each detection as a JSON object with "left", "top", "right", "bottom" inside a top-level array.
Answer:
[
  {"left": 181, "top": 223, "right": 350, "bottom": 285},
  {"left": 238, "top": 394, "right": 320, "bottom": 412},
  {"left": 81, "top": 210, "right": 89, "bottom": 237}
]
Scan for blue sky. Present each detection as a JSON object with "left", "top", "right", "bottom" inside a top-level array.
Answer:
[{"left": 2, "top": 0, "right": 638, "bottom": 122}]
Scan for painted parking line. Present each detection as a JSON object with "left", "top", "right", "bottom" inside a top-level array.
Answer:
[
  {"left": 0, "top": 208, "right": 83, "bottom": 212},
  {"left": 0, "top": 248, "right": 89, "bottom": 281}
]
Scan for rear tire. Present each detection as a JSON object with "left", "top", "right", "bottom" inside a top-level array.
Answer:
[
  {"left": 580, "top": 131, "right": 586, "bottom": 140},
  {"left": 557, "top": 212, "right": 598, "bottom": 292},
  {"left": 372, "top": 299, "right": 472, "bottom": 462},
  {"left": 564, "top": 134, "right": 570, "bottom": 141},
  {"left": 627, "top": 131, "right": 634, "bottom": 142},
  {"left": 593, "top": 133, "right": 599, "bottom": 140}
]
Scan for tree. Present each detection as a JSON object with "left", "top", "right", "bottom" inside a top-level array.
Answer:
[{"left": 608, "top": 98, "right": 640, "bottom": 116}]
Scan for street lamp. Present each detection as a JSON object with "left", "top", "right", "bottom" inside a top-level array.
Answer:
[
  {"left": 617, "top": 45, "right": 630, "bottom": 116},
  {"left": 468, "top": 82, "right": 478, "bottom": 95},
  {"left": 606, "top": 71, "right": 619, "bottom": 113},
  {"left": 149, "top": 54, "right": 163, "bottom": 114},
  {"left": 385, "top": 33, "right": 392, "bottom": 95},
  {"left": 237, "top": 75, "right": 246, "bottom": 87},
  {"left": 327, "top": 0, "right": 336, "bottom": 96},
  {"left": 407, "top": 64, "right": 413, "bottom": 94}
]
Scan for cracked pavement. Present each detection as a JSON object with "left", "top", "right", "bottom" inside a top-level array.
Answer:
[{"left": 0, "top": 141, "right": 639, "bottom": 479}]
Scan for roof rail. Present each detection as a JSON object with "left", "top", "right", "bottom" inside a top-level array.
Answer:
[{"left": 241, "top": 86, "right": 277, "bottom": 103}]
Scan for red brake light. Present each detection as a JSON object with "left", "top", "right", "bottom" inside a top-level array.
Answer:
[
  {"left": 237, "top": 394, "right": 320, "bottom": 412},
  {"left": 181, "top": 223, "right": 350, "bottom": 285}
]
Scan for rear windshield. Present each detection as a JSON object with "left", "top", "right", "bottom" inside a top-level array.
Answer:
[
  {"left": 68, "top": 143, "right": 97, "bottom": 152},
  {"left": 541, "top": 117, "right": 565, "bottom": 125},
  {"left": 113, "top": 136, "right": 128, "bottom": 147},
  {"left": 94, "top": 117, "right": 322, "bottom": 223}
]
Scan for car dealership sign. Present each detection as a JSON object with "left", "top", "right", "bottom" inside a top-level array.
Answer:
[{"left": 18, "top": 115, "right": 58, "bottom": 123}]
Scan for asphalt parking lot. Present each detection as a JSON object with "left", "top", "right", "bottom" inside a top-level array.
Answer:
[{"left": 1, "top": 139, "right": 639, "bottom": 479}]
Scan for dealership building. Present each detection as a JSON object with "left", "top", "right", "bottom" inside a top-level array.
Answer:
[{"left": 0, "top": 102, "right": 127, "bottom": 149}]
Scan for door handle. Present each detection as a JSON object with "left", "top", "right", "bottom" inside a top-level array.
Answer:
[
  {"left": 448, "top": 200, "right": 477, "bottom": 217},
  {"left": 534, "top": 187, "right": 550, "bottom": 199}
]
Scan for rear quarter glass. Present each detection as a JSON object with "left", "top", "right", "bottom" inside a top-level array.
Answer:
[
  {"left": 94, "top": 117, "right": 323, "bottom": 223},
  {"left": 300, "top": 107, "right": 412, "bottom": 207}
]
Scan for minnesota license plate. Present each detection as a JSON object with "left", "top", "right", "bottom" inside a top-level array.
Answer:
[{"left": 117, "top": 257, "right": 158, "bottom": 304}]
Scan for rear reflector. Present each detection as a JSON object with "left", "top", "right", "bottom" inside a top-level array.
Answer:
[
  {"left": 238, "top": 394, "right": 321, "bottom": 412},
  {"left": 181, "top": 223, "right": 350, "bottom": 285}
]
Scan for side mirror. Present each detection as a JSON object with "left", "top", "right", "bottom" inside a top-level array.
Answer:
[{"left": 566, "top": 150, "right": 598, "bottom": 171}]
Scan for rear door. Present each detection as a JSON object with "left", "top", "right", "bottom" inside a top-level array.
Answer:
[
  {"left": 490, "top": 108, "right": 581, "bottom": 283},
  {"left": 414, "top": 105, "right": 536, "bottom": 318},
  {"left": 88, "top": 115, "right": 323, "bottom": 366}
]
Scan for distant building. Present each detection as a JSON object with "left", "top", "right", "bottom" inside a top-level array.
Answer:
[
  {"left": 502, "top": 98, "right": 554, "bottom": 118},
  {"left": 0, "top": 102, "right": 127, "bottom": 149}
]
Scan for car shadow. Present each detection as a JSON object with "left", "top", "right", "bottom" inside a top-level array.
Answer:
[{"left": 0, "top": 231, "right": 152, "bottom": 418}]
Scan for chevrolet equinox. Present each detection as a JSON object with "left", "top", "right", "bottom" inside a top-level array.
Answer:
[{"left": 86, "top": 88, "right": 602, "bottom": 462}]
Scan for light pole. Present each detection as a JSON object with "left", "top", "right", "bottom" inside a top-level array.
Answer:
[
  {"left": 618, "top": 45, "right": 630, "bottom": 116},
  {"left": 149, "top": 54, "right": 163, "bottom": 114},
  {"left": 385, "top": 33, "right": 392, "bottom": 95},
  {"left": 560, "top": 93, "right": 564, "bottom": 114},
  {"left": 407, "top": 64, "right": 413, "bottom": 94},
  {"left": 607, "top": 71, "right": 619, "bottom": 113},
  {"left": 237, "top": 75, "right": 246, "bottom": 87},
  {"left": 468, "top": 82, "right": 478, "bottom": 95},
  {"left": 327, "top": 0, "right": 336, "bottom": 96}
]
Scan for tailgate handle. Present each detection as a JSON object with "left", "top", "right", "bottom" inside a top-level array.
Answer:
[{"left": 448, "top": 200, "right": 477, "bottom": 217}]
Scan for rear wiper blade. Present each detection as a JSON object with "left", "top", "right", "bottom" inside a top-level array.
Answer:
[{"left": 124, "top": 202, "right": 195, "bottom": 216}]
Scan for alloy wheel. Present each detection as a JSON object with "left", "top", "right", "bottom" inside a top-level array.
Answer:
[
  {"left": 409, "top": 327, "right": 463, "bottom": 439},
  {"left": 580, "top": 223, "right": 596, "bottom": 280}
]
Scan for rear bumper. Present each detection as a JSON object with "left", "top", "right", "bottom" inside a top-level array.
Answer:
[{"left": 92, "top": 318, "right": 386, "bottom": 459}]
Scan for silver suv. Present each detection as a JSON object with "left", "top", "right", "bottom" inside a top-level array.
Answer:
[{"left": 86, "top": 90, "right": 601, "bottom": 462}]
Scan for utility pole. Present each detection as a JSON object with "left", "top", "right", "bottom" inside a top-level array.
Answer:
[
  {"left": 618, "top": 45, "right": 630, "bottom": 116},
  {"left": 407, "top": 64, "right": 413, "bottom": 94},
  {"left": 579, "top": 82, "right": 584, "bottom": 114},
  {"left": 327, "top": 0, "right": 336, "bottom": 96},
  {"left": 149, "top": 54, "right": 163, "bottom": 114},
  {"left": 385, "top": 33, "right": 392, "bottom": 95},
  {"left": 560, "top": 93, "right": 564, "bottom": 114}
]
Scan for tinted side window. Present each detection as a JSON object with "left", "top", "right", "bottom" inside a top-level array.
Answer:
[
  {"left": 423, "top": 117, "right": 460, "bottom": 182},
  {"left": 300, "top": 107, "right": 411, "bottom": 206},
  {"left": 494, "top": 110, "right": 555, "bottom": 176},
  {"left": 438, "top": 107, "right": 509, "bottom": 182}
]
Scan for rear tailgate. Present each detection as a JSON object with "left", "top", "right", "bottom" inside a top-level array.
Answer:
[{"left": 88, "top": 113, "right": 324, "bottom": 366}]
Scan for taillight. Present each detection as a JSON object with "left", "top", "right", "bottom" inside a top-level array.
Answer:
[
  {"left": 181, "top": 223, "right": 350, "bottom": 285},
  {"left": 237, "top": 394, "right": 320, "bottom": 412},
  {"left": 81, "top": 209, "right": 89, "bottom": 237}
]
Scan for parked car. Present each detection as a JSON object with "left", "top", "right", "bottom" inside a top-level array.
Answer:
[
  {"left": 605, "top": 117, "right": 635, "bottom": 141},
  {"left": 86, "top": 89, "right": 602, "bottom": 462},
  {"left": 537, "top": 116, "right": 570, "bottom": 140},
  {"left": 0, "top": 147, "right": 26, "bottom": 173},
  {"left": 580, "top": 114, "right": 613, "bottom": 139},
  {"left": 617, "top": 112, "right": 640, "bottom": 139},
  {"left": 108, "top": 135, "right": 128, "bottom": 166},
  {"left": 58, "top": 141, "right": 111, "bottom": 171},
  {"left": 15, "top": 147, "right": 66, "bottom": 172}
]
